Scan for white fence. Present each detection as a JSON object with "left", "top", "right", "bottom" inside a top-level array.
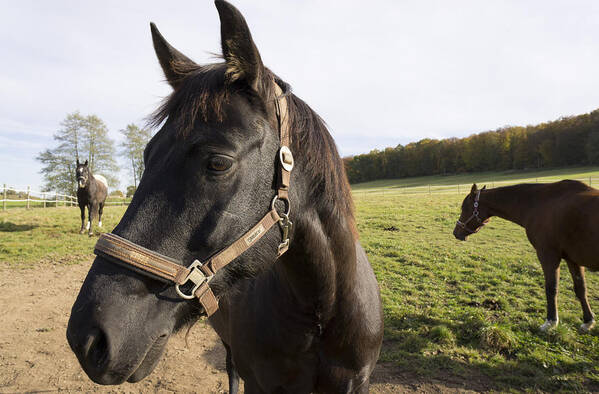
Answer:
[
  {"left": 1, "top": 184, "right": 129, "bottom": 210},
  {"left": 352, "top": 176, "right": 599, "bottom": 197}
]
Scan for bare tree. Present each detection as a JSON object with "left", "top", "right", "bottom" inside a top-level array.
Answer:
[{"left": 37, "top": 112, "right": 119, "bottom": 195}]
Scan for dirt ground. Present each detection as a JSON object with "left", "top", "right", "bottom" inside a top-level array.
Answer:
[{"left": 0, "top": 261, "right": 486, "bottom": 393}]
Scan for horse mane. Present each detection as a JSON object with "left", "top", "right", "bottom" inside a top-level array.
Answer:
[{"left": 149, "top": 62, "right": 357, "bottom": 238}]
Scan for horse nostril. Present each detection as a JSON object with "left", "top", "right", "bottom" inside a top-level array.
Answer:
[{"left": 85, "top": 328, "right": 110, "bottom": 370}]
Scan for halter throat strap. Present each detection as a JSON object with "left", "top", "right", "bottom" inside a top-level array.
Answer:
[{"left": 94, "top": 81, "right": 293, "bottom": 317}]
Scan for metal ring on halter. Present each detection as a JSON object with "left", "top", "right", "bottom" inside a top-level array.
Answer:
[{"left": 271, "top": 195, "right": 291, "bottom": 216}]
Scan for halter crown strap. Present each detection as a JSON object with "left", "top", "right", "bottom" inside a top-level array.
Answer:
[
  {"left": 274, "top": 82, "right": 292, "bottom": 200},
  {"left": 94, "top": 81, "right": 292, "bottom": 317}
]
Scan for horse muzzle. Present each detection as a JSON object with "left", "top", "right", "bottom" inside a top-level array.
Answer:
[
  {"left": 453, "top": 226, "right": 467, "bottom": 241},
  {"left": 66, "top": 317, "right": 169, "bottom": 384},
  {"left": 66, "top": 256, "right": 177, "bottom": 384}
]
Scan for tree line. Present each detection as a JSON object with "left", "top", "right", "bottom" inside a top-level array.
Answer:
[
  {"left": 344, "top": 109, "right": 599, "bottom": 184},
  {"left": 37, "top": 112, "right": 151, "bottom": 196}
]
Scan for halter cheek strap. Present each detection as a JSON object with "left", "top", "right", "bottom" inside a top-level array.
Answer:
[{"left": 94, "top": 81, "right": 293, "bottom": 317}]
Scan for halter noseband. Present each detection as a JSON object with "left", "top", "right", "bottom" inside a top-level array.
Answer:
[
  {"left": 455, "top": 189, "right": 487, "bottom": 235},
  {"left": 93, "top": 81, "right": 293, "bottom": 317}
]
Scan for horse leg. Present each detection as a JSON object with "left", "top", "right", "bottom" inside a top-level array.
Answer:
[
  {"left": 538, "top": 250, "right": 561, "bottom": 331},
  {"left": 79, "top": 205, "right": 86, "bottom": 234},
  {"left": 98, "top": 202, "right": 104, "bottom": 228},
  {"left": 222, "top": 341, "right": 240, "bottom": 394},
  {"left": 566, "top": 261, "right": 595, "bottom": 332},
  {"left": 88, "top": 203, "right": 95, "bottom": 236},
  {"left": 353, "top": 377, "right": 371, "bottom": 394}
]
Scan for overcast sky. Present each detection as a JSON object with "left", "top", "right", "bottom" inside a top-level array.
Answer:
[{"left": 2, "top": 0, "right": 599, "bottom": 191}]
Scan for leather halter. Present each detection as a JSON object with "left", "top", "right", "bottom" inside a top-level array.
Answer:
[
  {"left": 455, "top": 189, "right": 487, "bottom": 234},
  {"left": 94, "top": 81, "right": 293, "bottom": 317}
]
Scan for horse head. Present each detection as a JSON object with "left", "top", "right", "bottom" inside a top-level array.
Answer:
[
  {"left": 453, "top": 183, "right": 490, "bottom": 240},
  {"left": 67, "top": 0, "right": 308, "bottom": 384},
  {"left": 76, "top": 159, "right": 90, "bottom": 189}
]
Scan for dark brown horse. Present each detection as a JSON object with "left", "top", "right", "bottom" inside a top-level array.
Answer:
[
  {"left": 76, "top": 159, "right": 108, "bottom": 236},
  {"left": 454, "top": 181, "right": 599, "bottom": 332},
  {"left": 66, "top": 1, "right": 383, "bottom": 392}
]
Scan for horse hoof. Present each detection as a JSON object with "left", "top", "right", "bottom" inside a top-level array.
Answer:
[
  {"left": 79, "top": 230, "right": 85, "bottom": 234},
  {"left": 580, "top": 321, "right": 595, "bottom": 333},
  {"left": 539, "top": 319, "right": 558, "bottom": 332}
]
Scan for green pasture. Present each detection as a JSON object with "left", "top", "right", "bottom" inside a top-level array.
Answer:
[
  {"left": 357, "top": 192, "right": 599, "bottom": 392},
  {"left": 0, "top": 206, "right": 127, "bottom": 266},
  {"left": 1, "top": 167, "right": 599, "bottom": 391},
  {"left": 352, "top": 166, "right": 599, "bottom": 191}
]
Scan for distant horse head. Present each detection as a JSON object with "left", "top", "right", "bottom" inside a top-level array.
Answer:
[
  {"left": 76, "top": 159, "right": 90, "bottom": 188},
  {"left": 453, "top": 183, "right": 489, "bottom": 240},
  {"left": 67, "top": 0, "right": 358, "bottom": 385}
]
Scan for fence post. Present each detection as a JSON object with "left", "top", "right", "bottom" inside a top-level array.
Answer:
[
  {"left": 428, "top": 184, "right": 431, "bottom": 195},
  {"left": 55, "top": 193, "right": 58, "bottom": 207},
  {"left": 2, "top": 184, "right": 6, "bottom": 211},
  {"left": 43, "top": 192, "right": 46, "bottom": 208},
  {"left": 457, "top": 184, "right": 460, "bottom": 194},
  {"left": 26, "top": 186, "right": 30, "bottom": 209}
]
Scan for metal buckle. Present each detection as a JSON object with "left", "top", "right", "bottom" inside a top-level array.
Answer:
[{"left": 175, "top": 260, "right": 211, "bottom": 300}]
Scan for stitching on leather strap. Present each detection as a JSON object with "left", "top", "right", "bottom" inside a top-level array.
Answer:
[{"left": 95, "top": 234, "right": 187, "bottom": 282}]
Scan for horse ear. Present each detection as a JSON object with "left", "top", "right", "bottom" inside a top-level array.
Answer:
[
  {"left": 482, "top": 185, "right": 487, "bottom": 190},
  {"left": 76, "top": 159, "right": 80, "bottom": 166},
  {"left": 150, "top": 22, "right": 197, "bottom": 90},
  {"left": 84, "top": 160, "right": 88, "bottom": 166},
  {"left": 470, "top": 183, "right": 478, "bottom": 194},
  {"left": 215, "top": 0, "right": 264, "bottom": 92}
]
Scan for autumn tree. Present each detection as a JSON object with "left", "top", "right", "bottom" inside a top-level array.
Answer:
[{"left": 343, "top": 108, "right": 599, "bottom": 184}]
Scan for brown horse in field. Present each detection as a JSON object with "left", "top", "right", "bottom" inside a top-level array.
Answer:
[{"left": 454, "top": 180, "right": 599, "bottom": 332}]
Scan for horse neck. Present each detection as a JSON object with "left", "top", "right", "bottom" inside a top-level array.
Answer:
[
  {"left": 276, "top": 206, "right": 358, "bottom": 321},
  {"left": 480, "top": 184, "right": 540, "bottom": 227}
]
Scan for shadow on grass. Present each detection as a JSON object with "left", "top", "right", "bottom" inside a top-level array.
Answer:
[
  {"left": 375, "top": 313, "right": 599, "bottom": 392},
  {"left": 0, "top": 222, "right": 37, "bottom": 232}
]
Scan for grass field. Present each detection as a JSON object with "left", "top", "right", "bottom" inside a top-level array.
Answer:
[
  {"left": 352, "top": 166, "right": 599, "bottom": 192},
  {"left": 1, "top": 168, "right": 599, "bottom": 391},
  {"left": 0, "top": 206, "right": 127, "bottom": 266}
]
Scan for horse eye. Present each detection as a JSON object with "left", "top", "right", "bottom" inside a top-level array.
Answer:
[{"left": 207, "top": 155, "right": 233, "bottom": 172}]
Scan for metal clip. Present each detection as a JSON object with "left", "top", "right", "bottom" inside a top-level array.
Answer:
[
  {"left": 278, "top": 214, "right": 292, "bottom": 256},
  {"left": 175, "top": 260, "right": 211, "bottom": 300}
]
